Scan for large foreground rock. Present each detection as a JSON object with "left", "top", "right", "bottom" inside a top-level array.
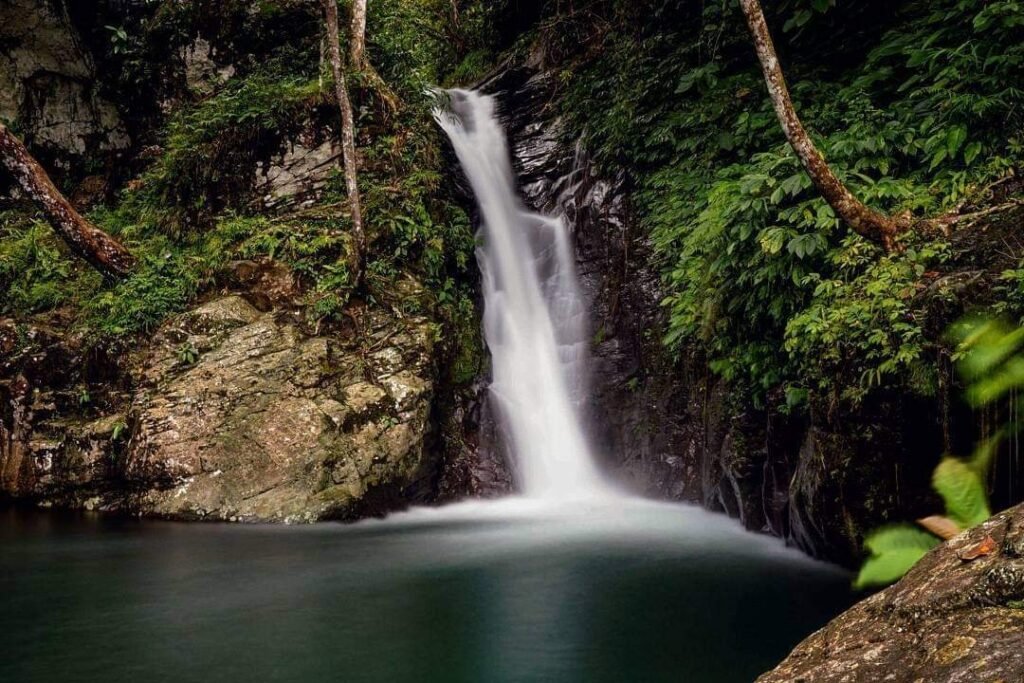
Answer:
[
  {"left": 125, "top": 296, "right": 437, "bottom": 522},
  {"left": 759, "top": 504, "right": 1024, "bottom": 683},
  {"left": 1, "top": 285, "right": 447, "bottom": 523}
]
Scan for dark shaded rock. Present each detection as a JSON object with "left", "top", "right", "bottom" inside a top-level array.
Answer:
[
  {"left": 0, "top": 0, "right": 127, "bottom": 167},
  {"left": 759, "top": 504, "right": 1024, "bottom": 683},
  {"left": 225, "top": 259, "right": 302, "bottom": 311},
  {"left": 436, "top": 384, "right": 514, "bottom": 500}
]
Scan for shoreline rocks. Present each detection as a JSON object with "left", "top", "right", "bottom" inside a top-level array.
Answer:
[{"left": 759, "top": 503, "right": 1024, "bottom": 682}]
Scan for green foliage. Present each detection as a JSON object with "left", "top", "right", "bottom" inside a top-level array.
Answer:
[
  {"left": 443, "top": 292, "right": 486, "bottom": 386},
  {"left": 370, "top": 0, "right": 500, "bottom": 94},
  {"left": 82, "top": 237, "right": 222, "bottom": 338},
  {"left": 111, "top": 421, "right": 128, "bottom": 443},
  {"left": 177, "top": 342, "right": 199, "bottom": 365},
  {"left": 855, "top": 525, "right": 940, "bottom": 590},
  {"left": 785, "top": 241, "right": 949, "bottom": 403},
  {"left": 994, "top": 266, "right": 1024, "bottom": 322},
  {"left": 136, "top": 74, "right": 325, "bottom": 236},
  {"left": 447, "top": 48, "right": 496, "bottom": 86},
  {"left": 2, "top": 0, "right": 483, "bottom": 352},
  {"left": 562, "top": 0, "right": 1024, "bottom": 406},
  {"left": 854, "top": 450, "right": 991, "bottom": 590},
  {"left": 932, "top": 457, "right": 991, "bottom": 528},
  {"left": 855, "top": 315, "right": 1024, "bottom": 588},
  {"left": 951, "top": 317, "right": 1024, "bottom": 406},
  {"left": 0, "top": 213, "right": 79, "bottom": 314}
]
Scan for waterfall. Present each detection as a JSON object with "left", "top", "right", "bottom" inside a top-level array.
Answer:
[{"left": 435, "top": 89, "right": 609, "bottom": 499}]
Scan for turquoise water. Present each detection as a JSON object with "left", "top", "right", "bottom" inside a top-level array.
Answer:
[{"left": 0, "top": 499, "right": 850, "bottom": 682}]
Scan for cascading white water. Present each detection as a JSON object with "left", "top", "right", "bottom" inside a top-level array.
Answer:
[{"left": 435, "top": 89, "right": 609, "bottom": 499}]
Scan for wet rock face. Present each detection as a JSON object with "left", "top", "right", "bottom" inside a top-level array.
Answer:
[
  {"left": 0, "top": 317, "right": 128, "bottom": 508},
  {"left": 0, "top": 0, "right": 127, "bottom": 164},
  {"left": 759, "top": 503, "right": 1024, "bottom": 683},
  {"left": 125, "top": 296, "right": 439, "bottom": 522}
]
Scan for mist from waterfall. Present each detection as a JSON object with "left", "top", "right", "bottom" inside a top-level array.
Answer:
[{"left": 435, "top": 89, "right": 609, "bottom": 498}]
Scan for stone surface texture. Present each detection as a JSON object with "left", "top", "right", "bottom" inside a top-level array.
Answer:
[
  {"left": 0, "top": 0, "right": 127, "bottom": 161},
  {"left": 760, "top": 503, "right": 1024, "bottom": 683},
  {"left": 1, "top": 266, "right": 450, "bottom": 523}
]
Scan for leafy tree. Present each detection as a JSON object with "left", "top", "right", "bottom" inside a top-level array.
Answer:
[{"left": 739, "top": 0, "right": 902, "bottom": 251}]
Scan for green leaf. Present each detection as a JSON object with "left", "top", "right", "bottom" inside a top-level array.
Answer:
[
  {"left": 855, "top": 525, "right": 939, "bottom": 589},
  {"left": 969, "top": 428, "right": 1005, "bottom": 475},
  {"left": 933, "top": 458, "right": 991, "bottom": 528},
  {"left": 946, "top": 126, "right": 967, "bottom": 156},
  {"left": 964, "top": 142, "right": 983, "bottom": 165},
  {"left": 863, "top": 524, "right": 940, "bottom": 556}
]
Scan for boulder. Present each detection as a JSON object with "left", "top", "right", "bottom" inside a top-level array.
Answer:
[
  {"left": 759, "top": 504, "right": 1024, "bottom": 683},
  {"left": 124, "top": 295, "right": 439, "bottom": 522}
]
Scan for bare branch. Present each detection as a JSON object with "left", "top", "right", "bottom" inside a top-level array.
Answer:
[{"left": 322, "top": 0, "right": 365, "bottom": 287}]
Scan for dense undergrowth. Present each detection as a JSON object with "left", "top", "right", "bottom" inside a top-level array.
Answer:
[
  {"left": 1, "top": 0, "right": 500, "bottom": 374},
  {"left": 558, "top": 0, "right": 1024, "bottom": 410}
]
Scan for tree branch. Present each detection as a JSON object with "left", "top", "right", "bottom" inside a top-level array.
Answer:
[{"left": 0, "top": 122, "right": 134, "bottom": 280}]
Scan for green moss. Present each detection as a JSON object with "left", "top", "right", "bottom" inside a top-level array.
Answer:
[
  {"left": 444, "top": 293, "right": 486, "bottom": 386},
  {"left": 133, "top": 74, "right": 326, "bottom": 237},
  {"left": 0, "top": 211, "right": 80, "bottom": 314}
]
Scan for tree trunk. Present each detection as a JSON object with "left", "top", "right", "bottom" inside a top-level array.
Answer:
[
  {"left": 322, "top": 0, "right": 365, "bottom": 285},
  {"left": 739, "top": 0, "right": 901, "bottom": 252},
  {"left": 0, "top": 122, "right": 134, "bottom": 279},
  {"left": 349, "top": 0, "right": 367, "bottom": 68},
  {"left": 348, "top": 0, "right": 400, "bottom": 115}
]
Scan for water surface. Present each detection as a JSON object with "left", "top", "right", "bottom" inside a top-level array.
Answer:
[{"left": 1, "top": 499, "right": 850, "bottom": 682}]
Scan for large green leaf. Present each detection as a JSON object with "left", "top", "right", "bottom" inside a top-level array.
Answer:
[
  {"left": 933, "top": 458, "right": 991, "bottom": 528},
  {"left": 863, "top": 524, "right": 942, "bottom": 555},
  {"left": 855, "top": 525, "right": 940, "bottom": 589}
]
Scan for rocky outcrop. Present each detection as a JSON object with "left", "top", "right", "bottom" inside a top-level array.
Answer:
[
  {"left": 0, "top": 265, "right": 455, "bottom": 522},
  {"left": 257, "top": 135, "right": 342, "bottom": 211},
  {"left": 124, "top": 295, "right": 438, "bottom": 522},
  {"left": 760, "top": 503, "right": 1024, "bottom": 682},
  {"left": 0, "top": 0, "right": 127, "bottom": 165}
]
